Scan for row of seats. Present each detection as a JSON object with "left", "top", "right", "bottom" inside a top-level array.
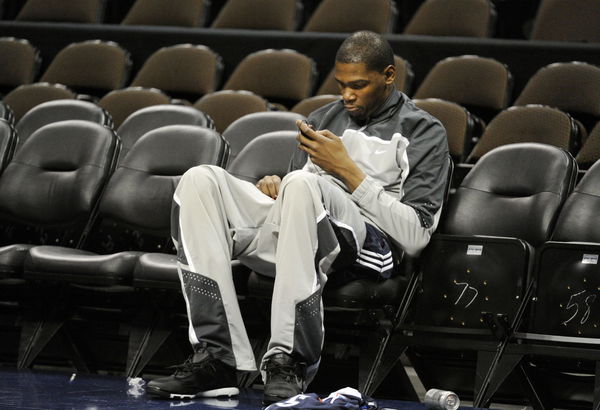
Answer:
[
  {"left": 3, "top": 111, "right": 598, "bottom": 406},
  {"left": 2, "top": 36, "right": 600, "bottom": 134},
  {"left": 5, "top": 0, "right": 600, "bottom": 43}
]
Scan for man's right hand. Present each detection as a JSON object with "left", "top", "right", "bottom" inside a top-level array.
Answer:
[{"left": 256, "top": 175, "right": 281, "bottom": 199}]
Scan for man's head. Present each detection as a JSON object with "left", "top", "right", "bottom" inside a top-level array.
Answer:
[{"left": 334, "top": 31, "right": 396, "bottom": 122}]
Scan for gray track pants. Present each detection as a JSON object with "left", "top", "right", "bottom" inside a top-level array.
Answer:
[{"left": 172, "top": 165, "right": 367, "bottom": 381}]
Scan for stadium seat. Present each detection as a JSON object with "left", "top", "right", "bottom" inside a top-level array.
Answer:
[
  {"left": 414, "top": 98, "right": 482, "bottom": 163},
  {"left": 0, "top": 101, "right": 14, "bottom": 125},
  {"left": 39, "top": 40, "right": 131, "bottom": 98},
  {"left": 2, "top": 82, "right": 77, "bottom": 122},
  {"left": 0, "top": 37, "right": 40, "bottom": 96},
  {"left": 0, "top": 119, "right": 16, "bottom": 173},
  {"left": 193, "top": 90, "right": 270, "bottom": 133},
  {"left": 98, "top": 87, "right": 171, "bottom": 128},
  {"left": 317, "top": 55, "right": 414, "bottom": 95},
  {"left": 19, "top": 125, "right": 229, "bottom": 370},
  {"left": 403, "top": 0, "right": 496, "bottom": 38},
  {"left": 222, "top": 49, "right": 317, "bottom": 109},
  {"left": 303, "top": 0, "right": 397, "bottom": 33},
  {"left": 291, "top": 95, "right": 340, "bottom": 117},
  {"left": 576, "top": 121, "right": 600, "bottom": 170},
  {"left": 413, "top": 55, "right": 513, "bottom": 124},
  {"left": 513, "top": 61, "right": 600, "bottom": 135},
  {"left": 466, "top": 105, "right": 581, "bottom": 163},
  {"left": 222, "top": 111, "right": 305, "bottom": 164},
  {"left": 15, "top": 0, "right": 106, "bottom": 23},
  {"left": 477, "top": 158, "right": 600, "bottom": 408},
  {"left": 211, "top": 0, "right": 301, "bottom": 31},
  {"left": 530, "top": 0, "right": 600, "bottom": 43},
  {"left": 126, "top": 129, "right": 298, "bottom": 376},
  {"left": 15, "top": 99, "right": 112, "bottom": 151},
  {"left": 130, "top": 44, "right": 223, "bottom": 103},
  {"left": 0, "top": 121, "right": 119, "bottom": 315},
  {"left": 366, "top": 143, "right": 577, "bottom": 400},
  {"left": 121, "top": 0, "right": 208, "bottom": 27},
  {"left": 116, "top": 104, "right": 214, "bottom": 161}
]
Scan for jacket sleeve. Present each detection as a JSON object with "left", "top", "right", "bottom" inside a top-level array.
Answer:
[{"left": 350, "top": 118, "right": 449, "bottom": 256}]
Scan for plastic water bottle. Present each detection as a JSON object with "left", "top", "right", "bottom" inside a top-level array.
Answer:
[{"left": 424, "top": 388, "right": 460, "bottom": 410}]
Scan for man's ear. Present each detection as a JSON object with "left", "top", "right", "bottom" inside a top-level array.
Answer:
[{"left": 383, "top": 65, "right": 396, "bottom": 85}]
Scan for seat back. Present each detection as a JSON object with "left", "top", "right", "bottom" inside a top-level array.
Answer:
[
  {"left": 40, "top": 40, "right": 131, "bottom": 97},
  {"left": 92, "top": 125, "right": 227, "bottom": 252},
  {"left": 211, "top": 0, "right": 301, "bottom": 30},
  {"left": 0, "top": 120, "right": 119, "bottom": 246},
  {"left": 404, "top": 0, "right": 495, "bottom": 37},
  {"left": 15, "top": 99, "right": 112, "bottom": 151},
  {"left": 3, "top": 82, "right": 77, "bottom": 122},
  {"left": 527, "top": 160, "right": 600, "bottom": 338},
  {"left": 413, "top": 55, "right": 512, "bottom": 123},
  {"left": 226, "top": 130, "right": 298, "bottom": 184},
  {"left": 444, "top": 143, "right": 578, "bottom": 246},
  {"left": 117, "top": 104, "right": 214, "bottom": 161},
  {"left": 130, "top": 44, "right": 223, "bottom": 101},
  {"left": 576, "top": 121, "right": 600, "bottom": 170},
  {"left": 414, "top": 98, "right": 479, "bottom": 162},
  {"left": 121, "top": 0, "right": 208, "bottom": 27},
  {"left": 223, "top": 49, "right": 317, "bottom": 109},
  {"left": 222, "top": 111, "right": 305, "bottom": 164},
  {"left": 98, "top": 87, "right": 171, "bottom": 129},
  {"left": 303, "top": 0, "right": 397, "bottom": 33},
  {"left": 193, "top": 90, "right": 270, "bottom": 133},
  {"left": 466, "top": 105, "right": 579, "bottom": 163},
  {"left": 317, "top": 55, "right": 414, "bottom": 95},
  {"left": 514, "top": 62, "right": 600, "bottom": 133},
  {"left": 0, "top": 37, "right": 40, "bottom": 94},
  {"left": 530, "top": 0, "right": 600, "bottom": 42},
  {"left": 291, "top": 95, "right": 340, "bottom": 117},
  {"left": 16, "top": 0, "right": 105, "bottom": 23}
]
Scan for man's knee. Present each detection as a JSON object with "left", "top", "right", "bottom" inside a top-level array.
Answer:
[
  {"left": 280, "top": 170, "right": 320, "bottom": 197},
  {"left": 179, "top": 164, "right": 222, "bottom": 192}
]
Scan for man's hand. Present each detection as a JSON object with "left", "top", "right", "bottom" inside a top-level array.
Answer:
[
  {"left": 256, "top": 175, "right": 281, "bottom": 199},
  {"left": 296, "top": 120, "right": 366, "bottom": 192}
]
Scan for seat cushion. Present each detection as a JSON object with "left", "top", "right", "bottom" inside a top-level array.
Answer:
[
  {"left": 247, "top": 271, "right": 408, "bottom": 309},
  {"left": 0, "top": 244, "right": 35, "bottom": 279},
  {"left": 24, "top": 245, "right": 144, "bottom": 286},
  {"left": 133, "top": 252, "right": 251, "bottom": 293}
]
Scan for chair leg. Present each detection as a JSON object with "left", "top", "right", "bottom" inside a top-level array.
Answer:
[
  {"left": 126, "top": 291, "right": 176, "bottom": 377},
  {"left": 519, "top": 362, "right": 554, "bottom": 410},
  {"left": 17, "top": 283, "right": 67, "bottom": 369},
  {"left": 361, "top": 331, "right": 410, "bottom": 397},
  {"left": 239, "top": 335, "right": 269, "bottom": 388},
  {"left": 474, "top": 351, "right": 522, "bottom": 407},
  {"left": 594, "top": 361, "right": 600, "bottom": 410}
]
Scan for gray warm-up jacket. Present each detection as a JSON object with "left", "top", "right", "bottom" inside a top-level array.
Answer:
[{"left": 289, "top": 90, "right": 450, "bottom": 256}]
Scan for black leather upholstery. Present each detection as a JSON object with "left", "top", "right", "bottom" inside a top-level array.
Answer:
[
  {"left": 0, "top": 120, "right": 118, "bottom": 278},
  {"left": 0, "top": 120, "right": 118, "bottom": 227},
  {"left": 222, "top": 111, "right": 305, "bottom": 164},
  {"left": 24, "top": 124, "right": 227, "bottom": 285},
  {"left": 15, "top": 99, "right": 112, "bottom": 151},
  {"left": 443, "top": 142, "right": 578, "bottom": 247},
  {"left": 117, "top": 104, "right": 214, "bottom": 161},
  {"left": 226, "top": 130, "right": 298, "bottom": 184}
]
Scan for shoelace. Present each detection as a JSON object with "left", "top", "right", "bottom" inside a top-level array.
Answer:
[
  {"left": 265, "top": 361, "right": 301, "bottom": 383},
  {"left": 169, "top": 353, "right": 216, "bottom": 376}
]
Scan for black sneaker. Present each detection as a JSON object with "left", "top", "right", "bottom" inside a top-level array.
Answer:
[
  {"left": 262, "top": 353, "right": 306, "bottom": 405},
  {"left": 146, "top": 350, "right": 239, "bottom": 399}
]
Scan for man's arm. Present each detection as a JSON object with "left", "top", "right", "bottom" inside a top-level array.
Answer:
[{"left": 351, "top": 118, "right": 449, "bottom": 256}]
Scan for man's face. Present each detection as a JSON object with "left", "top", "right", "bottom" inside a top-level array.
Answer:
[{"left": 334, "top": 61, "right": 395, "bottom": 122}]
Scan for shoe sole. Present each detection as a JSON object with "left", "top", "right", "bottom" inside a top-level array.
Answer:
[{"left": 146, "top": 386, "right": 239, "bottom": 399}]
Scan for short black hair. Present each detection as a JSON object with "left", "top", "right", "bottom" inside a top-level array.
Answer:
[{"left": 335, "top": 30, "right": 394, "bottom": 73}]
